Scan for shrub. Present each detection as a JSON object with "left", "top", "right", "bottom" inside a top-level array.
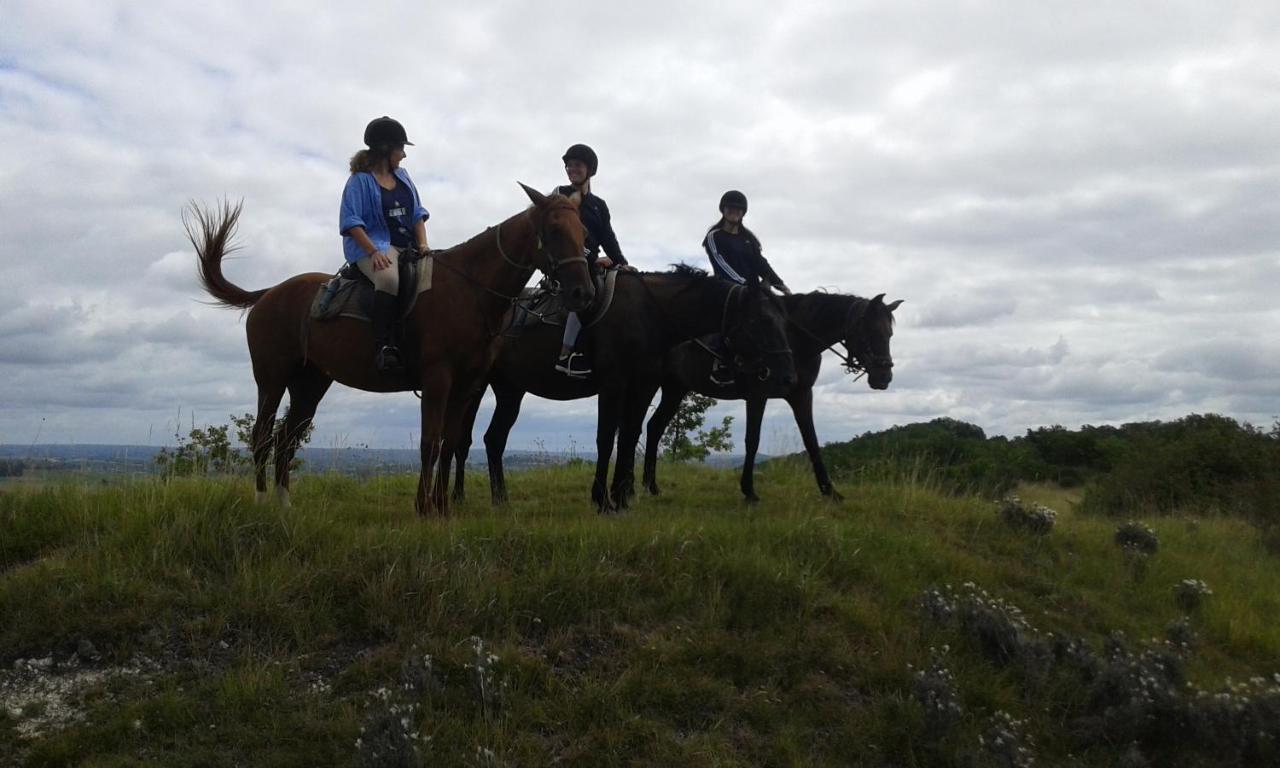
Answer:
[
  {"left": 1115, "top": 522, "right": 1159, "bottom": 554},
  {"left": 1174, "top": 579, "right": 1212, "bottom": 613},
  {"left": 998, "top": 495, "right": 1057, "bottom": 535}
]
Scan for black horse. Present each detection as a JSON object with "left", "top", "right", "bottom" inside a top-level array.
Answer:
[
  {"left": 643, "top": 291, "right": 901, "bottom": 503},
  {"left": 452, "top": 266, "right": 796, "bottom": 511}
]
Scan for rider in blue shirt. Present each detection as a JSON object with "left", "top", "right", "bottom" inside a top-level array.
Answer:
[{"left": 339, "top": 116, "right": 430, "bottom": 372}]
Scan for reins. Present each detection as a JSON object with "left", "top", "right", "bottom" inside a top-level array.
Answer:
[{"left": 786, "top": 300, "right": 871, "bottom": 380}]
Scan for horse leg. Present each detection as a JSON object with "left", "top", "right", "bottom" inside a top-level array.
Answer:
[
  {"left": 416, "top": 367, "right": 452, "bottom": 517},
  {"left": 274, "top": 367, "right": 332, "bottom": 508},
  {"left": 643, "top": 383, "right": 688, "bottom": 496},
  {"left": 251, "top": 383, "right": 286, "bottom": 504},
  {"left": 483, "top": 383, "right": 523, "bottom": 506},
  {"left": 787, "top": 388, "right": 841, "bottom": 501},
  {"left": 739, "top": 397, "right": 766, "bottom": 504},
  {"left": 451, "top": 388, "right": 485, "bottom": 504},
  {"left": 432, "top": 387, "right": 477, "bottom": 513},
  {"left": 594, "top": 388, "right": 624, "bottom": 513},
  {"left": 612, "top": 382, "right": 658, "bottom": 509}
]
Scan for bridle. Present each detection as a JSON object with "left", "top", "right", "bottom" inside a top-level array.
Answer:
[
  {"left": 787, "top": 298, "right": 894, "bottom": 381},
  {"left": 425, "top": 200, "right": 590, "bottom": 341},
  {"left": 496, "top": 199, "right": 589, "bottom": 297}
]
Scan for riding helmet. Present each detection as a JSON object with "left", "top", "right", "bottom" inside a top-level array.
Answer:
[
  {"left": 364, "top": 116, "right": 414, "bottom": 148},
  {"left": 562, "top": 144, "right": 599, "bottom": 177},
  {"left": 719, "top": 190, "right": 748, "bottom": 213}
]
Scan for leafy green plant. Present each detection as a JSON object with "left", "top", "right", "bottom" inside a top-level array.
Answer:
[{"left": 658, "top": 393, "right": 733, "bottom": 463}]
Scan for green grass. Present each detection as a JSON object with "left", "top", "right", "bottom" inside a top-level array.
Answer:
[{"left": 1, "top": 464, "right": 1277, "bottom": 766}]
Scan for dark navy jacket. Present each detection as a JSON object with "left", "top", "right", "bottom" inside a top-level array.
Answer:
[
  {"left": 553, "top": 185, "right": 627, "bottom": 266},
  {"left": 704, "top": 225, "right": 783, "bottom": 288}
]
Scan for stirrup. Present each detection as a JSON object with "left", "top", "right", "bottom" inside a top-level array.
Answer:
[
  {"left": 709, "top": 362, "right": 734, "bottom": 386},
  {"left": 555, "top": 352, "right": 591, "bottom": 378},
  {"left": 376, "top": 345, "right": 404, "bottom": 372}
]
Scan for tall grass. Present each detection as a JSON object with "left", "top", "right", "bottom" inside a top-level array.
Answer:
[{"left": 2, "top": 462, "right": 1278, "bottom": 766}]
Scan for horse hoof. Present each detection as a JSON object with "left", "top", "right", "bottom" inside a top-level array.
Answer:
[
  {"left": 744, "top": 494, "right": 761, "bottom": 505},
  {"left": 645, "top": 484, "right": 661, "bottom": 496},
  {"left": 825, "top": 488, "right": 844, "bottom": 502}
]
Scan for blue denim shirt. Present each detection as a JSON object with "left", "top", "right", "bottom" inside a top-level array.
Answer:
[{"left": 339, "top": 167, "right": 430, "bottom": 264}]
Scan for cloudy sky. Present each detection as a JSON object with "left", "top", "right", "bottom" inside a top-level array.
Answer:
[{"left": 3, "top": 1, "right": 1278, "bottom": 456}]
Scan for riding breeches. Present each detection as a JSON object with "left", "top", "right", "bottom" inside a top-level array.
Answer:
[
  {"left": 563, "top": 312, "right": 582, "bottom": 347},
  {"left": 356, "top": 247, "right": 401, "bottom": 295}
]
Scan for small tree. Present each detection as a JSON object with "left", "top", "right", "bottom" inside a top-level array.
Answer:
[
  {"left": 660, "top": 394, "right": 734, "bottom": 463},
  {"left": 156, "top": 411, "right": 313, "bottom": 477}
]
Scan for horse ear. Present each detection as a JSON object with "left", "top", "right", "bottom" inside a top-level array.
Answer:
[
  {"left": 567, "top": 190, "right": 582, "bottom": 207},
  {"left": 886, "top": 299, "right": 903, "bottom": 312},
  {"left": 518, "top": 182, "right": 548, "bottom": 207},
  {"left": 871, "top": 293, "right": 886, "bottom": 306}
]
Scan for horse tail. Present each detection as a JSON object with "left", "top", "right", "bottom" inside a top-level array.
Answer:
[{"left": 185, "top": 199, "right": 267, "bottom": 309}]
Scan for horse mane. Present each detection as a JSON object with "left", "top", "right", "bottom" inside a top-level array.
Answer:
[{"left": 437, "top": 193, "right": 579, "bottom": 257}]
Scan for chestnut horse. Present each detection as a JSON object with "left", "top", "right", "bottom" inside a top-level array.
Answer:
[
  {"left": 188, "top": 185, "right": 594, "bottom": 515},
  {"left": 643, "top": 291, "right": 901, "bottom": 503}
]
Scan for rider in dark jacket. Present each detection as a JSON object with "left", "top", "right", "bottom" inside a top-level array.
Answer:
[
  {"left": 704, "top": 190, "right": 788, "bottom": 292},
  {"left": 554, "top": 143, "right": 634, "bottom": 378},
  {"left": 704, "top": 190, "right": 790, "bottom": 385}
]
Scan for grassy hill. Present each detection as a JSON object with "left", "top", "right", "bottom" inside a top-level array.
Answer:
[{"left": 2, "top": 463, "right": 1277, "bottom": 766}]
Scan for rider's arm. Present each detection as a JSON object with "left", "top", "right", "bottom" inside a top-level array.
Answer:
[{"left": 595, "top": 198, "right": 628, "bottom": 267}]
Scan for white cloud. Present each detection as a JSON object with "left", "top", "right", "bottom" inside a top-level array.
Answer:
[{"left": 2, "top": 0, "right": 1279, "bottom": 455}]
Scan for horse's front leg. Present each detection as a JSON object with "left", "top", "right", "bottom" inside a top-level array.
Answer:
[
  {"left": 787, "top": 387, "right": 841, "bottom": 501},
  {"left": 433, "top": 384, "right": 481, "bottom": 513},
  {"left": 416, "top": 367, "right": 452, "bottom": 516},
  {"left": 451, "top": 391, "right": 484, "bottom": 504},
  {"left": 593, "top": 388, "right": 624, "bottom": 513},
  {"left": 612, "top": 380, "right": 660, "bottom": 509},
  {"left": 739, "top": 397, "right": 766, "bottom": 504}
]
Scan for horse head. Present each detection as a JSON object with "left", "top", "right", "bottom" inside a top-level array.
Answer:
[
  {"left": 845, "top": 293, "right": 902, "bottom": 390},
  {"left": 724, "top": 278, "right": 797, "bottom": 395},
  {"left": 519, "top": 183, "right": 595, "bottom": 312}
]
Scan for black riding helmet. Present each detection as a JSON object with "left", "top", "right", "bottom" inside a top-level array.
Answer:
[
  {"left": 364, "top": 116, "right": 414, "bottom": 148},
  {"left": 562, "top": 143, "right": 598, "bottom": 177},
  {"left": 719, "top": 190, "right": 748, "bottom": 213}
]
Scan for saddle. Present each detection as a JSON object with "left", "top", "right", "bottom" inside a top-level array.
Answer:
[
  {"left": 309, "top": 250, "right": 435, "bottom": 323},
  {"left": 507, "top": 268, "right": 619, "bottom": 336}
]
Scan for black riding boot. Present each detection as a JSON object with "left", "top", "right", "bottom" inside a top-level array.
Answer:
[{"left": 371, "top": 292, "right": 403, "bottom": 372}]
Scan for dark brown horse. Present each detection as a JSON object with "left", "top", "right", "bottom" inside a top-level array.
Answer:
[
  {"left": 450, "top": 268, "right": 796, "bottom": 512},
  {"left": 643, "top": 291, "right": 901, "bottom": 502},
  {"left": 188, "top": 186, "right": 595, "bottom": 515}
]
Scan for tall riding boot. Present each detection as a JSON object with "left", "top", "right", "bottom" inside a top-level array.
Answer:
[{"left": 371, "top": 292, "right": 403, "bottom": 372}]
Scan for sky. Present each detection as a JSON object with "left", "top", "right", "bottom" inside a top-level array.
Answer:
[{"left": 2, "top": 1, "right": 1279, "bottom": 455}]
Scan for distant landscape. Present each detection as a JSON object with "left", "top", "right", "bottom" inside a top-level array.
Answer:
[{"left": 0, "top": 443, "right": 761, "bottom": 480}]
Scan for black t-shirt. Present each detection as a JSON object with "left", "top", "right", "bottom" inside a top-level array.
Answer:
[{"left": 381, "top": 178, "right": 415, "bottom": 248}]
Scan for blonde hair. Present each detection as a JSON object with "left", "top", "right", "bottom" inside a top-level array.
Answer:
[{"left": 349, "top": 147, "right": 391, "bottom": 174}]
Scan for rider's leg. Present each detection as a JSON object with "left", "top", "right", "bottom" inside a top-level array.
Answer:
[
  {"left": 556, "top": 312, "right": 591, "bottom": 377},
  {"left": 357, "top": 248, "right": 402, "bottom": 371}
]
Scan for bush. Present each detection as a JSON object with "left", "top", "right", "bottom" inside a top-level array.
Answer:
[
  {"left": 1079, "top": 415, "right": 1280, "bottom": 521},
  {"left": 1115, "top": 521, "right": 1160, "bottom": 554}
]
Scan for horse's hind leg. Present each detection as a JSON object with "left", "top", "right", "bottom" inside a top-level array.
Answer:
[
  {"left": 274, "top": 366, "right": 333, "bottom": 507},
  {"left": 643, "top": 383, "right": 688, "bottom": 496},
  {"left": 251, "top": 384, "right": 287, "bottom": 504}
]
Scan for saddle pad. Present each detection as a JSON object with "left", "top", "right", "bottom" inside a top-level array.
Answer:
[{"left": 309, "top": 253, "right": 434, "bottom": 323}]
